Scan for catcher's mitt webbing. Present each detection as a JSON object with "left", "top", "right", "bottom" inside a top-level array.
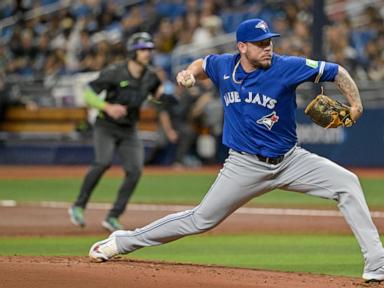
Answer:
[{"left": 304, "top": 87, "right": 353, "bottom": 129}]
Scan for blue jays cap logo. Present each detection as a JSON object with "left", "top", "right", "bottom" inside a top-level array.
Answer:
[{"left": 255, "top": 21, "right": 268, "bottom": 32}]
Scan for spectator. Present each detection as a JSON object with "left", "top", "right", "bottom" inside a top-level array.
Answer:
[
  {"left": 9, "top": 29, "right": 37, "bottom": 75},
  {"left": 89, "top": 33, "right": 111, "bottom": 71},
  {"left": 43, "top": 47, "right": 67, "bottom": 77},
  {"left": 155, "top": 68, "right": 200, "bottom": 168},
  {"left": 140, "top": 0, "right": 162, "bottom": 34},
  {"left": 153, "top": 18, "right": 178, "bottom": 74},
  {"left": 33, "top": 33, "right": 51, "bottom": 75},
  {"left": 121, "top": 6, "right": 144, "bottom": 40},
  {"left": 0, "top": 72, "right": 38, "bottom": 123},
  {"left": 179, "top": 10, "right": 200, "bottom": 45},
  {"left": 76, "top": 29, "right": 94, "bottom": 72},
  {"left": 107, "top": 30, "right": 126, "bottom": 65},
  {"left": 189, "top": 79, "right": 224, "bottom": 163},
  {"left": 192, "top": 15, "right": 224, "bottom": 47},
  {"left": 199, "top": 0, "right": 222, "bottom": 30},
  {"left": 366, "top": 35, "right": 384, "bottom": 81},
  {"left": 0, "top": 73, "right": 12, "bottom": 122},
  {"left": 0, "top": 40, "right": 9, "bottom": 73}
]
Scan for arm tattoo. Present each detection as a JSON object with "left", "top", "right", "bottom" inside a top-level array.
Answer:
[{"left": 334, "top": 66, "right": 363, "bottom": 112}]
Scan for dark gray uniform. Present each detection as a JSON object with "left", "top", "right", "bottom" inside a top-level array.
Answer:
[{"left": 74, "top": 61, "right": 160, "bottom": 218}]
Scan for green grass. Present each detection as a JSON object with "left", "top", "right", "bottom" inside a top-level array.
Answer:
[
  {"left": 0, "top": 175, "right": 214, "bottom": 204},
  {"left": 0, "top": 236, "right": 95, "bottom": 256},
  {"left": 0, "top": 234, "right": 366, "bottom": 277},
  {"left": 0, "top": 175, "right": 383, "bottom": 208}
]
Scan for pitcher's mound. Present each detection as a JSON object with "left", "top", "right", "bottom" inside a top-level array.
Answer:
[{"left": 0, "top": 256, "right": 367, "bottom": 288}]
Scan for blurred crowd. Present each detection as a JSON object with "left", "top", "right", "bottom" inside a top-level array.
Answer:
[
  {"left": 0, "top": 0, "right": 383, "bottom": 80},
  {"left": 0, "top": 0, "right": 383, "bottom": 166}
]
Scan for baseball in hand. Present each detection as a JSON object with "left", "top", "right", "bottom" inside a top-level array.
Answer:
[{"left": 184, "top": 75, "right": 195, "bottom": 88}]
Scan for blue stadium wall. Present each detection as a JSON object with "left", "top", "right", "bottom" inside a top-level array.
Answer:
[{"left": 296, "top": 108, "right": 384, "bottom": 167}]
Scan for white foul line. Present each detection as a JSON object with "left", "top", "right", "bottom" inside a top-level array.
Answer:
[{"left": 2, "top": 200, "right": 384, "bottom": 218}]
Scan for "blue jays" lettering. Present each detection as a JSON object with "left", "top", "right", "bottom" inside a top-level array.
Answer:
[
  {"left": 223, "top": 91, "right": 241, "bottom": 106},
  {"left": 223, "top": 91, "right": 277, "bottom": 109},
  {"left": 245, "top": 92, "right": 276, "bottom": 108}
]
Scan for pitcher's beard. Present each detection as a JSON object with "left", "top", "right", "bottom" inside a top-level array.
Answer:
[{"left": 250, "top": 59, "right": 272, "bottom": 70}]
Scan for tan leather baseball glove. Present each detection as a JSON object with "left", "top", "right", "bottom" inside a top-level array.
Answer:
[{"left": 304, "top": 88, "right": 354, "bottom": 128}]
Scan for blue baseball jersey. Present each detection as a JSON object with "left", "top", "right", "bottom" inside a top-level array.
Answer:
[{"left": 203, "top": 53, "right": 339, "bottom": 157}]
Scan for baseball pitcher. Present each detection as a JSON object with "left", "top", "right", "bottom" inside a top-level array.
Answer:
[{"left": 88, "top": 19, "right": 384, "bottom": 282}]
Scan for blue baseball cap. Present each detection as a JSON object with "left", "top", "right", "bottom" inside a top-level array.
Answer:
[{"left": 236, "top": 19, "right": 280, "bottom": 42}]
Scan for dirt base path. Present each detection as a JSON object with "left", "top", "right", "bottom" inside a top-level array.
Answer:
[{"left": 1, "top": 204, "right": 384, "bottom": 236}]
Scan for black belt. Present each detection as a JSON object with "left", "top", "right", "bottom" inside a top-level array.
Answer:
[
  {"left": 256, "top": 154, "right": 284, "bottom": 165},
  {"left": 237, "top": 150, "right": 285, "bottom": 165}
]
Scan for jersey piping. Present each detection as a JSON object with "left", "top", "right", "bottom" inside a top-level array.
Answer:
[{"left": 314, "top": 61, "right": 325, "bottom": 83}]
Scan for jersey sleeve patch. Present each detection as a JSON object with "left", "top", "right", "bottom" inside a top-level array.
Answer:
[{"left": 305, "top": 59, "right": 318, "bottom": 69}]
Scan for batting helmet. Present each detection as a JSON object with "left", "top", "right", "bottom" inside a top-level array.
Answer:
[
  {"left": 236, "top": 19, "right": 280, "bottom": 43},
  {"left": 126, "top": 32, "right": 155, "bottom": 59}
]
